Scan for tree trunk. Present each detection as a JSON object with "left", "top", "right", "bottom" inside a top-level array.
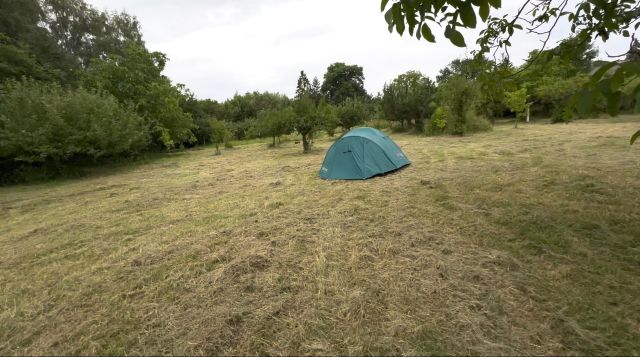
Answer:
[
  {"left": 526, "top": 106, "right": 530, "bottom": 123},
  {"left": 302, "top": 134, "right": 311, "bottom": 153},
  {"left": 272, "top": 136, "right": 276, "bottom": 147}
]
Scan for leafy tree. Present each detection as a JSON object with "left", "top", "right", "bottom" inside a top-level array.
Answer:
[
  {"left": 534, "top": 75, "right": 590, "bottom": 123},
  {"left": 40, "top": 0, "right": 144, "bottom": 68},
  {"left": 177, "top": 86, "right": 222, "bottom": 145},
  {"left": 504, "top": 88, "right": 527, "bottom": 127},
  {"left": 258, "top": 108, "right": 295, "bottom": 147},
  {"left": 295, "top": 70, "right": 311, "bottom": 99},
  {"left": 436, "top": 75, "right": 480, "bottom": 135},
  {"left": 310, "top": 76, "right": 323, "bottom": 105},
  {"left": 84, "top": 44, "right": 194, "bottom": 149},
  {"left": 337, "top": 99, "right": 369, "bottom": 131},
  {"left": 382, "top": 70, "right": 436, "bottom": 130},
  {"left": 0, "top": 0, "right": 77, "bottom": 82},
  {"left": 0, "top": 34, "right": 52, "bottom": 82},
  {"left": 209, "top": 119, "right": 229, "bottom": 155},
  {"left": 1, "top": 0, "right": 145, "bottom": 83},
  {"left": 380, "top": 0, "right": 640, "bottom": 142},
  {"left": 218, "top": 92, "right": 289, "bottom": 125},
  {"left": 0, "top": 79, "right": 148, "bottom": 165},
  {"left": 321, "top": 62, "right": 368, "bottom": 104},
  {"left": 293, "top": 95, "right": 330, "bottom": 153},
  {"left": 436, "top": 57, "right": 492, "bottom": 83}
]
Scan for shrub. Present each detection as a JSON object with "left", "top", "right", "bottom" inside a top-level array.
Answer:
[
  {"left": 425, "top": 106, "right": 449, "bottom": 135},
  {"left": 0, "top": 79, "right": 148, "bottom": 165},
  {"left": 209, "top": 119, "right": 230, "bottom": 154},
  {"left": 367, "top": 118, "right": 391, "bottom": 130},
  {"left": 464, "top": 111, "right": 493, "bottom": 133},
  {"left": 437, "top": 76, "right": 479, "bottom": 135}
]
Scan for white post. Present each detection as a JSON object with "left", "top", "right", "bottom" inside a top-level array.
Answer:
[{"left": 526, "top": 105, "right": 530, "bottom": 123}]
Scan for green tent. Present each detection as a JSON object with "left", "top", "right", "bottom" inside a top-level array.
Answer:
[{"left": 319, "top": 127, "right": 410, "bottom": 180}]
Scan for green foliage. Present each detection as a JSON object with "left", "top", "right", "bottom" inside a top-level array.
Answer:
[
  {"left": 84, "top": 44, "right": 194, "bottom": 149},
  {"left": 322, "top": 104, "right": 339, "bottom": 137},
  {"left": 293, "top": 96, "right": 332, "bottom": 152},
  {"left": 464, "top": 111, "right": 493, "bottom": 133},
  {"left": 321, "top": 62, "right": 368, "bottom": 104},
  {"left": 426, "top": 106, "right": 449, "bottom": 135},
  {"left": 367, "top": 118, "right": 391, "bottom": 130},
  {"left": 39, "top": 0, "right": 144, "bottom": 68},
  {"left": 504, "top": 88, "right": 527, "bottom": 118},
  {"left": 382, "top": 70, "right": 436, "bottom": 130},
  {"left": 1, "top": 0, "right": 144, "bottom": 83},
  {"left": 310, "top": 76, "right": 323, "bottom": 105},
  {"left": 217, "top": 92, "right": 290, "bottom": 140},
  {"left": 258, "top": 108, "right": 295, "bottom": 147},
  {"left": 227, "top": 118, "right": 258, "bottom": 141},
  {"left": 516, "top": 38, "right": 597, "bottom": 121},
  {"left": 178, "top": 88, "right": 221, "bottom": 145},
  {"left": 209, "top": 119, "right": 229, "bottom": 154},
  {"left": 0, "top": 35, "right": 52, "bottom": 82},
  {"left": 437, "top": 57, "right": 492, "bottom": 83},
  {"left": 337, "top": 99, "right": 369, "bottom": 131},
  {"left": 436, "top": 76, "right": 480, "bottom": 135},
  {"left": 0, "top": 79, "right": 148, "bottom": 165},
  {"left": 380, "top": 0, "right": 640, "bottom": 141},
  {"left": 295, "top": 70, "right": 311, "bottom": 99},
  {"left": 381, "top": 0, "right": 501, "bottom": 47}
]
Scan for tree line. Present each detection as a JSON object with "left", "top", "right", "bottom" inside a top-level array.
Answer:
[{"left": 1, "top": 0, "right": 636, "bottom": 183}]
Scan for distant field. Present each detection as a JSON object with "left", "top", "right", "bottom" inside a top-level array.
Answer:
[{"left": 1, "top": 117, "right": 639, "bottom": 355}]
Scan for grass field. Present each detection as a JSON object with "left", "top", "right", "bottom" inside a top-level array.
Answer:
[{"left": 1, "top": 117, "right": 639, "bottom": 355}]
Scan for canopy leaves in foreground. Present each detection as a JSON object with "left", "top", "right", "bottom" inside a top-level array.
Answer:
[{"left": 381, "top": 0, "right": 640, "bottom": 143}]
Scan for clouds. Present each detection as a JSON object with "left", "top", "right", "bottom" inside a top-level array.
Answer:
[{"left": 86, "top": 0, "right": 630, "bottom": 101}]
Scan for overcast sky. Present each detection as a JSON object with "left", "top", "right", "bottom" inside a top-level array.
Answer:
[{"left": 85, "top": 0, "right": 630, "bottom": 102}]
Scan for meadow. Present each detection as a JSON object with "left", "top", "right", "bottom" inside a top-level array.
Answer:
[{"left": 1, "top": 117, "right": 639, "bottom": 355}]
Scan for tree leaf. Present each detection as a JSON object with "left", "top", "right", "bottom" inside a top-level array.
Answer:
[
  {"left": 384, "top": 8, "right": 394, "bottom": 25},
  {"left": 591, "top": 62, "right": 616, "bottom": 83},
  {"left": 610, "top": 67, "right": 625, "bottom": 92},
  {"left": 479, "top": 0, "right": 489, "bottom": 21},
  {"left": 607, "top": 91, "right": 621, "bottom": 116},
  {"left": 459, "top": 2, "right": 477, "bottom": 28},
  {"left": 421, "top": 24, "right": 436, "bottom": 42},
  {"left": 381, "top": 0, "right": 391, "bottom": 12},
  {"left": 392, "top": 4, "right": 405, "bottom": 35},
  {"left": 575, "top": 88, "right": 593, "bottom": 117},
  {"left": 446, "top": 28, "right": 466, "bottom": 47},
  {"left": 487, "top": 0, "right": 501, "bottom": 8}
]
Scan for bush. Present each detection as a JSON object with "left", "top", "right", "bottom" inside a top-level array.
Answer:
[
  {"left": 425, "top": 106, "right": 449, "bottom": 135},
  {"left": 209, "top": 119, "right": 230, "bottom": 154},
  {"left": 437, "top": 76, "right": 479, "bottom": 135},
  {"left": 464, "top": 111, "right": 493, "bottom": 133},
  {"left": 367, "top": 118, "right": 391, "bottom": 130},
  {"left": 0, "top": 80, "right": 149, "bottom": 165}
]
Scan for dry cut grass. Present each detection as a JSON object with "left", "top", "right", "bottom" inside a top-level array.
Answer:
[{"left": 1, "top": 116, "right": 639, "bottom": 355}]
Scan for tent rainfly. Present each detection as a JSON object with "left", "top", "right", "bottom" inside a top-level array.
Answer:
[{"left": 319, "top": 127, "right": 410, "bottom": 180}]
